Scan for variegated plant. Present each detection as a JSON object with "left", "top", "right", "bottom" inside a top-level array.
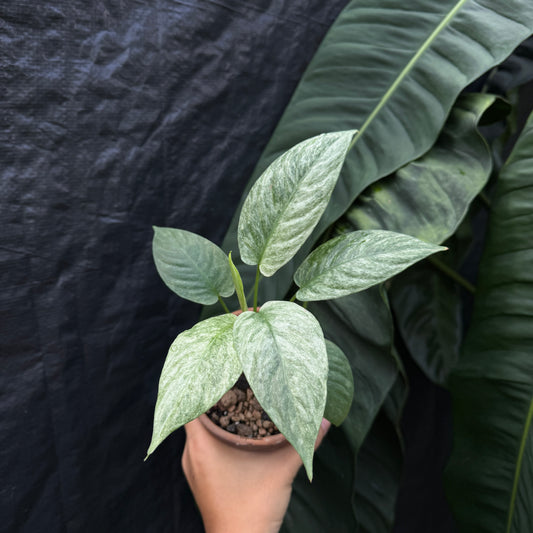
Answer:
[{"left": 146, "top": 130, "right": 445, "bottom": 479}]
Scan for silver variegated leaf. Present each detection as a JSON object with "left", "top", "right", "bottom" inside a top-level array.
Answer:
[
  {"left": 238, "top": 130, "right": 356, "bottom": 277},
  {"left": 146, "top": 314, "right": 241, "bottom": 457},
  {"left": 153, "top": 226, "right": 234, "bottom": 305},
  {"left": 324, "top": 340, "right": 354, "bottom": 427},
  {"left": 295, "top": 230, "right": 446, "bottom": 301},
  {"left": 233, "top": 301, "right": 328, "bottom": 479}
]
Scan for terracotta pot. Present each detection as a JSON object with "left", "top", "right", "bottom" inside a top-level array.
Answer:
[{"left": 198, "top": 413, "right": 289, "bottom": 451}]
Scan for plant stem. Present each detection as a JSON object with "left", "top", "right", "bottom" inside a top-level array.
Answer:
[
  {"left": 228, "top": 252, "right": 248, "bottom": 312},
  {"left": 479, "top": 190, "right": 491, "bottom": 208},
  {"left": 217, "top": 296, "right": 230, "bottom": 314},
  {"left": 289, "top": 293, "right": 297, "bottom": 302},
  {"left": 253, "top": 265, "right": 261, "bottom": 312},
  {"left": 428, "top": 256, "right": 476, "bottom": 294}
]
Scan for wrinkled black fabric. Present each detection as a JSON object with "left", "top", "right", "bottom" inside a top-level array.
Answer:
[{"left": 0, "top": 1, "right": 347, "bottom": 531}]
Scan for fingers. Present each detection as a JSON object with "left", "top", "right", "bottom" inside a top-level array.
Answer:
[{"left": 315, "top": 418, "right": 331, "bottom": 450}]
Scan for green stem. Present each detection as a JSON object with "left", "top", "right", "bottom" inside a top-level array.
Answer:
[
  {"left": 228, "top": 252, "right": 248, "bottom": 312},
  {"left": 289, "top": 293, "right": 297, "bottom": 302},
  {"left": 253, "top": 265, "right": 261, "bottom": 312},
  {"left": 428, "top": 256, "right": 476, "bottom": 294},
  {"left": 479, "top": 190, "right": 491, "bottom": 208},
  {"left": 217, "top": 296, "right": 230, "bottom": 314}
]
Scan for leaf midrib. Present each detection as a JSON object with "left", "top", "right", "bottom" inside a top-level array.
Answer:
[
  {"left": 505, "top": 395, "right": 533, "bottom": 533},
  {"left": 349, "top": 0, "right": 470, "bottom": 150}
]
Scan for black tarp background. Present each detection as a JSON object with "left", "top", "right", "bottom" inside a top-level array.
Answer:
[{"left": 1, "top": 2, "right": 349, "bottom": 531}]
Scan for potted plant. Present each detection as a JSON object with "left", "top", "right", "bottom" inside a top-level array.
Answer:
[{"left": 145, "top": 129, "right": 445, "bottom": 479}]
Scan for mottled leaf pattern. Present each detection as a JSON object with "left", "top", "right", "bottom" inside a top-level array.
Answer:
[
  {"left": 324, "top": 340, "right": 354, "bottom": 426},
  {"left": 233, "top": 301, "right": 328, "bottom": 479},
  {"left": 146, "top": 314, "right": 241, "bottom": 456},
  {"left": 153, "top": 226, "right": 234, "bottom": 305},
  {"left": 344, "top": 93, "right": 501, "bottom": 245},
  {"left": 294, "top": 230, "right": 446, "bottom": 301},
  {"left": 238, "top": 130, "right": 356, "bottom": 277}
]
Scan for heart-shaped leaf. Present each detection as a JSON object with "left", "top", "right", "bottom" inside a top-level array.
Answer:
[
  {"left": 294, "top": 230, "right": 446, "bottom": 302},
  {"left": 146, "top": 314, "right": 241, "bottom": 457},
  {"left": 238, "top": 130, "right": 356, "bottom": 277},
  {"left": 153, "top": 226, "right": 234, "bottom": 305},
  {"left": 233, "top": 301, "right": 328, "bottom": 479},
  {"left": 324, "top": 340, "right": 354, "bottom": 427}
]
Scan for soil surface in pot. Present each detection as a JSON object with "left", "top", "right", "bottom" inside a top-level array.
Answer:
[{"left": 207, "top": 375, "right": 280, "bottom": 439}]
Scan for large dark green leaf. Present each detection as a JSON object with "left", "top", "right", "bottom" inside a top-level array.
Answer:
[
  {"left": 222, "top": 1, "right": 533, "bottom": 306},
  {"left": 389, "top": 260, "right": 462, "bottom": 386},
  {"left": 349, "top": 338, "right": 407, "bottom": 533},
  {"left": 445, "top": 111, "right": 533, "bottom": 532},
  {"left": 344, "top": 93, "right": 501, "bottom": 244},
  {"left": 343, "top": 93, "right": 502, "bottom": 385}
]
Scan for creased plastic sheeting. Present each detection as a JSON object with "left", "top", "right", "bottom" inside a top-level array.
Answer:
[{"left": 0, "top": 1, "right": 348, "bottom": 531}]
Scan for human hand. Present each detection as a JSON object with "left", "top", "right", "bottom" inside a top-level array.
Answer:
[{"left": 182, "top": 417, "right": 331, "bottom": 533}]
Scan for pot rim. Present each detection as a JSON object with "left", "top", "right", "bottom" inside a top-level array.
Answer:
[{"left": 198, "top": 413, "right": 289, "bottom": 451}]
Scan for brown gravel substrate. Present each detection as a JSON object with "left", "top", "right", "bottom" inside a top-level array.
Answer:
[{"left": 207, "top": 379, "right": 279, "bottom": 439}]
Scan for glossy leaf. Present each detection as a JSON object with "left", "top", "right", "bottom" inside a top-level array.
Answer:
[
  {"left": 324, "top": 340, "right": 354, "bottom": 426},
  {"left": 152, "top": 226, "right": 234, "bottom": 305},
  {"left": 224, "top": 0, "right": 533, "bottom": 292},
  {"left": 445, "top": 112, "right": 533, "bottom": 532},
  {"left": 390, "top": 261, "right": 462, "bottom": 386},
  {"left": 233, "top": 301, "right": 328, "bottom": 479},
  {"left": 343, "top": 93, "right": 501, "bottom": 385},
  {"left": 310, "top": 287, "right": 398, "bottom": 453},
  {"left": 344, "top": 93, "right": 501, "bottom": 245},
  {"left": 294, "top": 230, "right": 445, "bottom": 302},
  {"left": 238, "top": 130, "right": 356, "bottom": 277},
  {"left": 146, "top": 314, "right": 241, "bottom": 457}
]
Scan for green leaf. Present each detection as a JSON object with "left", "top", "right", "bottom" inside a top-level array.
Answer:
[
  {"left": 232, "top": 0, "right": 533, "bottom": 278},
  {"left": 233, "top": 301, "right": 328, "bottom": 479},
  {"left": 281, "top": 288, "right": 401, "bottom": 532},
  {"left": 445, "top": 111, "right": 533, "bottom": 532},
  {"left": 294, "top": 230, "right": 446, "bottom": 302},
  {"left": 390, "top": 261, "right": 462, "bottom": 386},
  {"left": 310, "top": 287, "right": 398, "bottom": 454},
  {"left": 281, "top": 426, "right": 358, "bottom": 533},
  {"left": 238, "top": 130, "right": 356, "bottom": 277},
  {"left": 152, "top": 226, "right": 234, "bottom": 305},
  {"left": 228, "top": 252, "right": 247, "bottom": 312},
  {"left": 324, "top": 340, "right": 354, "bottom": 426},
  {"left": 344, "top": 93, "right": 502, "bottom": 244},
  {"left": 146, "top": 314, "right": 241, "bottom": 457},
  {"left": 341, "top": 93, "right": 503, "bottom": 385}
]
